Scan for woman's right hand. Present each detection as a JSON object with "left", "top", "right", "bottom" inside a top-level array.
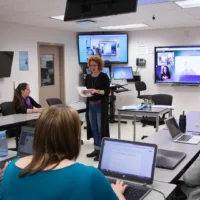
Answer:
[{"left": 111, "top": 180, "right": 127, "bottom": 200}]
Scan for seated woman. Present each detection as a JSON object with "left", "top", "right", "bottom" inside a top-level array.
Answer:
[
  {"left": 179, "top": 156, "right": 200, "bottom": 200},
  {"left": 13, "top": 83, "right": 43, "bottom": 114},
  {"left": 1, "top": 106, "right": 127, "bottom": 200}
]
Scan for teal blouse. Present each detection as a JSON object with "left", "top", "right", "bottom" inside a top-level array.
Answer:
[{"left": 1, "top": 159, "right": 118, "bottom": 200}]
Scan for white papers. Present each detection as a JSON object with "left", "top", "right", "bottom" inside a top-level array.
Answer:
[
  {"left": 77, "top": 87, "right": 93, "bottom": 97},
  {"left": 121, "top": 105, "right": 138, "bottom": 110},
  {"left": 151, "top": 105, "right": 175, "bottom": 109}
]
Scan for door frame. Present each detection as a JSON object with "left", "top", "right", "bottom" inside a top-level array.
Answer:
[{"left": 37, "top": 42, "right": 65, "bottom": 104}]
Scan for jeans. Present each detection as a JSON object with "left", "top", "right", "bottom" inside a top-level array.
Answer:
[{"left": 89, "top": 103, "right": 101, "bottom": 150}]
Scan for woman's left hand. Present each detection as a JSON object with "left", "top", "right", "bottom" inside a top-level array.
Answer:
[{"left": 89, "top": 89, "right": 98, "bottom": 94}]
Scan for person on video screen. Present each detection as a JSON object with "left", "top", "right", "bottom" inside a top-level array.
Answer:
[{"left": 161, "top": 66, "right": 170, "bottom": 80}]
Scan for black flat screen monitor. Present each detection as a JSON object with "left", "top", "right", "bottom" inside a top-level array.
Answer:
[
  {"left": 64, "top": 0, "right": 138, "bottom": 21},
  {"left": 78, "top": 33, "right": 128, "bottom": 64},
  {"left": 86, "top": 67, "right": 111, "bottom": 79},
  {"left": 0, "top": 51, "right": 14, "bottom": 78},
  {"left": 112, "top": 67, "right": 133, "bottom": 80}
]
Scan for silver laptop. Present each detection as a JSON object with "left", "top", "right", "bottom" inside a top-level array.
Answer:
[
  {"left": 98, "top": 138, "right": 157, "bottom": 200},
  {"left": 165, "top": 116, "right": 200, "bottom": 145},
  {"left": 0, "top": 126, "right": 34, "bottom": 169}
]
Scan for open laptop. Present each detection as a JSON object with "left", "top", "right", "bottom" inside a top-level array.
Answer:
[
  {"left": 98, "top": 138, "right": 157, "bottom": 200},
  {"left": 156, "top": 149, "right": 186, "bottom": 170},
  {"left": 165, "top": 116, "right": 200, "bottom": 145},
  {"left": 0, "top": 126, "right": 34, "bottom": 169}
]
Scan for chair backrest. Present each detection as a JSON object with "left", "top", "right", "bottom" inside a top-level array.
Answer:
[
  {"left": 135, "top": 81, "right": 147, "bottom": 92},
  {"left": 46, "top": 98, "right": 63, "bottom": 106},
  {"left": 151, "top": 94, "right": 173, "bottom": 106},
  {"left": 0, "top": 102, "right": 15, "bottom": 116}
]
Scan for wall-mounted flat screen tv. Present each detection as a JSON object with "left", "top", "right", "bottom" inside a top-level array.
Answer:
[
  {"left": 155, "top": 46, "right": 200, "bottom": 85},
  {"left": 78, "top": 33, "right": 128, "bottom": 64},
  {"left": 0, "top": 51, "right": 14, "bottom": 78}
]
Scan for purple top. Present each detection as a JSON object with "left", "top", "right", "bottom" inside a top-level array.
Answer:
[{"left": 23, "top": 96, "right": 33, "bottom": 109}]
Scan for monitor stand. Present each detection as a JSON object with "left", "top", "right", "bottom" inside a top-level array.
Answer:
[{"left": 109, "top": 85, "right": 127, "bottom": 124}]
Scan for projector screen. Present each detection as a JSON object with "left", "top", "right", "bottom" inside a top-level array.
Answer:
[
  {"left": 155, "top": 46, "right": 200, "bottom": 85},
  {"left": 78, "top": 33, "right": 128, "bottom": 64}
]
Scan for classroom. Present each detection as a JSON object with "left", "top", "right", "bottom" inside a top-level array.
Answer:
[{"left": 0, "top": 0, "right": 200, "bottom": 199}]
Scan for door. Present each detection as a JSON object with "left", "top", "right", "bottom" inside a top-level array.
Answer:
[{"left": 39, "top": 46, "right": 61, "bottom": 107}]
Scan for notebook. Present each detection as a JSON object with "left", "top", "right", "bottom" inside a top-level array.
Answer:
[
  {"left": 0, "top": 126, "right": 34, "bottom": 169},
  {"left": 98, "top": 138, "right": 157, "bottom": 200}
]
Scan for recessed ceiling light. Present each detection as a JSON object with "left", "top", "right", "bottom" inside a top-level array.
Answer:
[
  {"left": 100, "top": 24, "right": 149, "bottom": 30},
  {"left": 50, "top": 15, "right": 64, "bottom": 21},
  {"left": 175, "top": 0, "right": 200, "bottom": 8}
]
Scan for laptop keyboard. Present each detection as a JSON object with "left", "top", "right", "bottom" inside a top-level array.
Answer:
[
  {"left": 109, "top": 179, "right": 149, "bottom": 200},
  {"left": 178, "top": 135, "right": 193, "bottom": 142},
  {"left": 124, "top": 186, "right": 149, "bottom": 198}
]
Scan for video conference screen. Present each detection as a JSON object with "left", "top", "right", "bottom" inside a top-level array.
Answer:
[
  {"left": 155, "top": 46, "right": 200, "bottom": 84},
  {"left": 78, "top": 34, "right": 128, "bottom": 64}
]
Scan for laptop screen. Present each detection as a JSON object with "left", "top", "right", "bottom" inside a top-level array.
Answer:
[
  {"left": 165, "top": 117, "right": 180, "bottom": 138},
  {"left": 18, "top": 128, "right": 34, "bottom": 155},
  {"left": 98, "top": 139, "right": 157, "bottom": 184}
]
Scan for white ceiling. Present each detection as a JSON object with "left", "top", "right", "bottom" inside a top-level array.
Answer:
[{"left": 0, "top": 0, "right": 200, "bottom": 32}]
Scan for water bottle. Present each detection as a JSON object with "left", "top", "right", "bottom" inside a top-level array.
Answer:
[
  {"left": 0, "top": 132, "right": 8, "bottom": 157},
  {"left": 179, "top": 111, "right": 186, "bottom": 133}
]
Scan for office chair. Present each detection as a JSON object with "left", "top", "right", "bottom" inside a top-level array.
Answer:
[
  {"left": 135, "top": 81, "right": 151, "bottom": 100},
  {"left": 141, "top": 94, "right": 173, "bottom": 139},
  {"left": 46, "top": 98, "right": 63, "bottom": 106},
  {"left": 0, "top": 102, "right": 20, "bottom": 151}
]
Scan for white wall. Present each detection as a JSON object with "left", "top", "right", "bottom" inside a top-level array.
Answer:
[
  {"left": 115, "top": 27, "right": 200, "bottom": 117},
  {"left": 0, "top": 22, "right": 81, "bottom": 104}
]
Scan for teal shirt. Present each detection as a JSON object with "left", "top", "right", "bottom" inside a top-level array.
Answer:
[{"left": 1, "top": 159, "right": 118, "bottom": 200}]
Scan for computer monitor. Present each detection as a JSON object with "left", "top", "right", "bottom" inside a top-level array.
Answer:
[
  {"left": 112, "top": 66, "right": 134, "bottom": 80},
  {"left": 86, "top": 67, "right": 111, "bottom": 79}
]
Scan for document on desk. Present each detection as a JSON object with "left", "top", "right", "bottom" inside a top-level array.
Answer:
[
  {"left": 77, "top": 87, "right": 93, "bottom": 97},
  {"left": 121, "top": 105, "right": 138, "bottom": 110}
]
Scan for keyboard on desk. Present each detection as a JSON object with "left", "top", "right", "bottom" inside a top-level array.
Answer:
[
  {"left": 109, "top": 179, "right": 150, "bottom": 200},
  {"left": 177, "top": 135, "right": 193, "bottom": 142}
]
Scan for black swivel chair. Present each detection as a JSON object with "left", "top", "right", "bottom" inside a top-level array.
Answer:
[
  {"left": 0, "top": 102, "right": 20, "bottom": 151},
  {"left": 135, "top": 81, "right": 151, "bottom": 100},
  {"left": 141, "top": 94, "right": 173, "bottom": 139},
  {"left": 46, "top": 98, "right": 63, "bottom": 106}
]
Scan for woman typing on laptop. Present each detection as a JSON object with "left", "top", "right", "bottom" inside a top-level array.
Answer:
[
  {"left": 13, "top": 83, "right": 43, "bottom": 114},
  {"left": 1, "top": 106, "right": 127, "bottom": 200}
]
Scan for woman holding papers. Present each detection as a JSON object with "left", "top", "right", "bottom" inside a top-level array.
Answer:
[
  {"left": 13, "top": 82, "right": 43, "bottom": 114},
  {"left": 85, "top": 55, "right": 110, "bottom": 161}
]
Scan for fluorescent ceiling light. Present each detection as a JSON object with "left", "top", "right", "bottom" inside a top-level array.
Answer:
[
  {"left": 100, "top": 24, "right": 149, "bottom": 30},
  {"left": 50, "top": 15, "right": 64, "bottom": 20},
  {"left": 175, "top": 0, "right": 200, "bottom": 8}
]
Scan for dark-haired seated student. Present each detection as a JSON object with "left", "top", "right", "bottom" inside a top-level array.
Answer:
[
  {"left": 1, "top": 106, "right": 127, "bottom": 200},
  {"left": 13, "top": 83, "right": 43, "bottom": 114}
]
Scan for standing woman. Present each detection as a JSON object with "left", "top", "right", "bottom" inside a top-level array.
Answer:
[
  {"left": 85, "top": 55, "right": 110, "bottom": 161},
  {"left": 13, "top": 83, "right": 43, "bottom": 114}
]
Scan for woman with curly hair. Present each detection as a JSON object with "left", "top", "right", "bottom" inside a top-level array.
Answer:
[{"left": 85, "top": 55, "right": 110, "bottom": 161}]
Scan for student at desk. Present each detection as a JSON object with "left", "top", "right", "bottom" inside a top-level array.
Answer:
[
  {"left": 1, "top": 106, "right": 127, "bottom": 200},
  {"left": 13, "top": 83, "right": 43, "bottom": 114}
]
